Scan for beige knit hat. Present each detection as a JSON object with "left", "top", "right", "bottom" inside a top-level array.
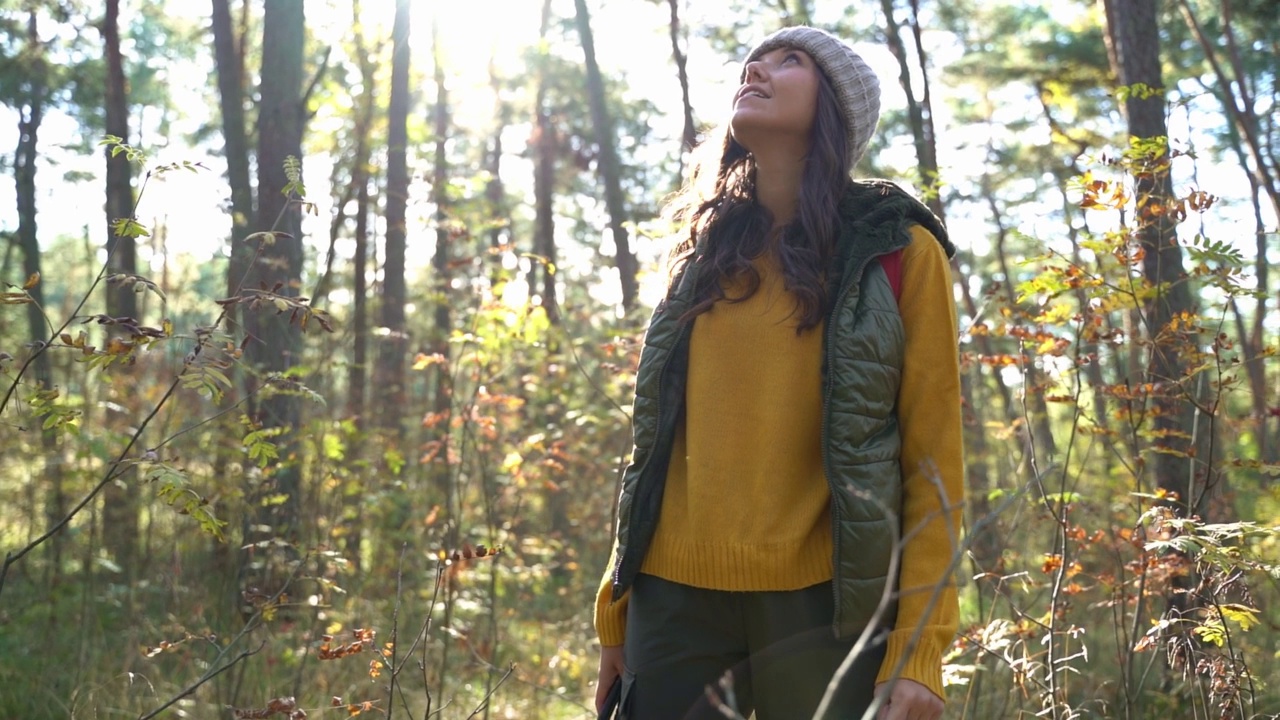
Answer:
[{"left": 742, "top": 26, "right": 881, "bottom": 169}]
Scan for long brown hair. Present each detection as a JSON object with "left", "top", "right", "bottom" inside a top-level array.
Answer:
[{"left": 663, "top": 62, "right": 850, "bottom": 332}]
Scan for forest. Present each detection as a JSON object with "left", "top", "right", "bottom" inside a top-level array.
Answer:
[{"left": 0, "top": 0, "right": 1277, "bottom": 717}]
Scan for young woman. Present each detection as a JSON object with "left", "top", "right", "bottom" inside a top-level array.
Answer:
[{"left": 593, "top": 26, "right": 963, "bottom": 720}]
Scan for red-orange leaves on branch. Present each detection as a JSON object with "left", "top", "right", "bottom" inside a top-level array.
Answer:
[
  {"left": 412, "top": 352, "right": 447, "bottom": 370},
  {"left": 1077, "top": 176, "right": 1129, "bottom": 211},
  {"left": 436, "top": 542, "right": 505, "bottom": 579},
  {"left": 232, "top": 696, "right": 305, "bottom": 719},
  {"left": 317, "top": 627, "right": 376, "bottom": 660},
  {"left": 437, "top": 542, "right": 503, "bottom": 567},
  {"left": 140, "top": 631, "right": 211, "bottom": 658},
  {"left": 329, "top": 697, "right": 380, "bottom": 716}
]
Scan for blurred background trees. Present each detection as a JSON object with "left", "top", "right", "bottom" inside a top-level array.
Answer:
[{"left": 0, "top": 0, "right": 1276, "bottom": 717}]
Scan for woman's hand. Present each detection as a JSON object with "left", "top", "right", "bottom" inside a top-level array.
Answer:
[
  {"left": 595, "top": 644, "right": 626, "bottom": 714},
  {"left": 874, "top": 678, "right": 943, "bottom": 720}
]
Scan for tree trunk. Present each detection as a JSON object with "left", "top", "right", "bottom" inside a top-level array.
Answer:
[
  {"left": 666, "top": 0, "right": 697, "bottom": 160},
  {"left": 212, "top": 0, "right": 254, "bottom": 297},
  {"left": 241, "top": 0, "right": 305, "bottom": 591},
  {"left": 793, "top": 0, "right": 814, "bottom": 24},
  {"left": 573, "top": 0, "right": 639, "bottom": 312},
  {"left": 1102, "top": 0, "right": 1200, "bottom": 509},
  {"left": 1176, "top": 0, "right": 1280, "bottom": 223},
  {"left": 485, "top": 53, "right": 509, "bottom": 290},
  {"left": 104, "top": 0, "right": 136, "bottom": 320},
  {"left": 343, "top": 0, "right": 377, "bottom": 570},
  {"left": 101, "top": 0, "right": 139, "bottom": 580},
  {"left": 881, "top": 0, "right": 942, "bottom": 216},
  {"left": 375, "top": 0, "right": 410, "bottom": 438},
  {"left": 1178, "top": 0, "right": 1277, "bottom": 462},
  {"left": 533, "top": 0, "right": 559, "bottom": 324},
  {"left": 429, "top": 12, "right": 456, "bottom": 541},
  {"left": 14, "top": 9, "right": 65, "bottom": 589}
]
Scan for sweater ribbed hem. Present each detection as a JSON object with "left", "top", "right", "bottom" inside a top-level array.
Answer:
[
  {"left": 639, "top": 529, "right": 834, "bottom": 591},
  {"left": 594, "top": 572, "right": 629, "bottom": 646},
  {"left": 874, "top": 626, "right": 947, "bottom": 701},
  {"left": 591, "top": 589, "right": 627, "bottom": 645}
]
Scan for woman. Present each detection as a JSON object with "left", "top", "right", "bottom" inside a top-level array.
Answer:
[{"left": 593, "top": 26, "right": 963, "bottom": 720}]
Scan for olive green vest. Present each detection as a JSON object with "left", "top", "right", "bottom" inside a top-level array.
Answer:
[{"left": 610, "top": 180, "right": 953, "bottom": 638}]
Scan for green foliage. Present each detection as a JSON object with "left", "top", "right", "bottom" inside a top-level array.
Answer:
[
  {"left": 28, "top": 385, "right": 81, "bottom": 433},
  {"left": 242, "top": 416, "right": 282, "bottom": 468},
  {"left": 143, "top": 458, "right": 227, "bottom": 541},
  {"left": 1114, "top": 82, "right": 1163, "bottom": 102},
  {"left": 99, "top": 134, "right": 147, "bottom": 165}
]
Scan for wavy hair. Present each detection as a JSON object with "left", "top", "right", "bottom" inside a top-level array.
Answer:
[{"left": 663, "top": 62, "right": 850, "bottom": 332}]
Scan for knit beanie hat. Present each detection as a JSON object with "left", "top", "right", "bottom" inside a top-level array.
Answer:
[{"left": 742, "top": 26, "right": 881, "bottom": 169}]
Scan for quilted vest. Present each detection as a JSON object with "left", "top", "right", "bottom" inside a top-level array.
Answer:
[{"left": 610, "top": 180, "right": 953, "bottom": 638}]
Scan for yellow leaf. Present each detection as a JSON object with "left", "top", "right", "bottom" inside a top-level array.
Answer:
[
  {"left": 1220, "top": 604, "right": 1260, "bottom": 633},
  {"left": 23, "top": 272, "right": 39, "bottom": 289}
]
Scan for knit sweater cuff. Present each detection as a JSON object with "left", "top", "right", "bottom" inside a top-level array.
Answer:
[
  {"left": 594, "top": 577, "right": 628, "bottom": 646},
  {"left": 874, "top": 627, "right": 946, "bottom": 701}
]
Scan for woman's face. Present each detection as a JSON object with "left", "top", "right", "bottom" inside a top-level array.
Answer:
[{"left": 729, "top": 46, "right": 820, "bottom": 156}]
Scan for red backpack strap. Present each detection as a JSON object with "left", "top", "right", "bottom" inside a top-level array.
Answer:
[{"left": 879, "top": 248, "right": 904, "bottom": 304}]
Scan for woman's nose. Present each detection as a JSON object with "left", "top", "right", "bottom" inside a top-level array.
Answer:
[{"left": 744, "top": 60, "right": 767, "bottom": 82}]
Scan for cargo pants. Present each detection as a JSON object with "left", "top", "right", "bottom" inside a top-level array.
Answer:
[{"left": 619, "top": 573, "right": 887, "bottom": 720}]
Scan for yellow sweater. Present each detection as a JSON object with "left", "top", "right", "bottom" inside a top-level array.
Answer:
[{"left": 595, "top": 225, "right": 963, "bottom": 700}]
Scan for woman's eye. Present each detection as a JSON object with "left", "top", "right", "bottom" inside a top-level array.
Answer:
[{"left": 782, "top": 53, "right": 801, "bottom": 65}]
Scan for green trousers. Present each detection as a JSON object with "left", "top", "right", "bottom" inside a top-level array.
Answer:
[{"left": 620, "top": 574, "right": 886, "bottom": 720}]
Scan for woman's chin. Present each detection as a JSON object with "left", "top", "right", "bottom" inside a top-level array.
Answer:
[{"left": 728, "top": 115, "right": 765, "bottom": 153}]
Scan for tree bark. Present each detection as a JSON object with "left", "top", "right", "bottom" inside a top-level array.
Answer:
[
  {"left": 573, "top": 0, "right": 639, "bottom": 312},
  {"left": 103, "top": 0, "right": 136, "bottom": 320},
  {"left": 1177, "top": 0, "right": 1278, "bottom": 461},
  {"left": 101, "top": 0, "right": 139, "bottom": 580},
  {"left": 533, "top": 0, "right": 559, "bottom": 324},
  {"left": 666, "top": 0, "right": 697, "bottom": 159},
  {"left": 375, "top": 0, "right": 410, "bottom": 437},
  {"left": 212, "top": 0, "right": 254, "bottom": 297},
  {"left": 485, "top": 53, "right": 509, "bottom": 290},
  {"left": 342, "top": 0, "right": 378, "bottom": 570},
  {"left": 881, "top": 0, "right": 943, "bottom": 217},
  {"left": 428, "top": 12, "right": 457, "bottom": 544},
  {"left": 242, "top": 0, "right": 306, "bottom": 573},
  {"left": 347, "top": 0, "right": 375, "bottom": 430},
  {"left": 1102, "top": 0, "right": 1200, "bottom": 509},
  {"left": 14, "top": 9, "right": 64, "bottom": 587},
  {"left": 1176, "top": 0, "right": 1280, "bottom": 223}
]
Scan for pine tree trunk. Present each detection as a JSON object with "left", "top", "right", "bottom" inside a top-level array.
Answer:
[
  {"left": 881, "top": 0, "right": 941, "bottom": 213},
  {"left": 375, "top": 0, "right": 410, "bottom": 437},
  {"left": 101, "top": 0, "right": 139, "bottom": 581},
  {"left": 212, "top": 0, "right": 254, "bottom": 297},
  {"left": 241, "top": 0, "right": 305, "bottom": 596},
  {"left": 665, "top": 0, "right": 696, "bottom": 158},
  {"left": 533, "top": 0, "right": 559, "bottom": 325},
  {"left": 343, "top": 0, "right": 377, "bottom": 570},
  {"left": 485, "top": 54, "right": 509, "bottom": 290},
  {"left": 573, "top": 0, "right": 638, "bottom": 311},
  {"left": 1102, "top": 0, "right": 1200, "bottom": 509},
  {"left": 429, "top": 13, "right": 456, "bottom": 540},
  {"left": 14, "top": 9, "right": 64, "bottom": 588}
]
